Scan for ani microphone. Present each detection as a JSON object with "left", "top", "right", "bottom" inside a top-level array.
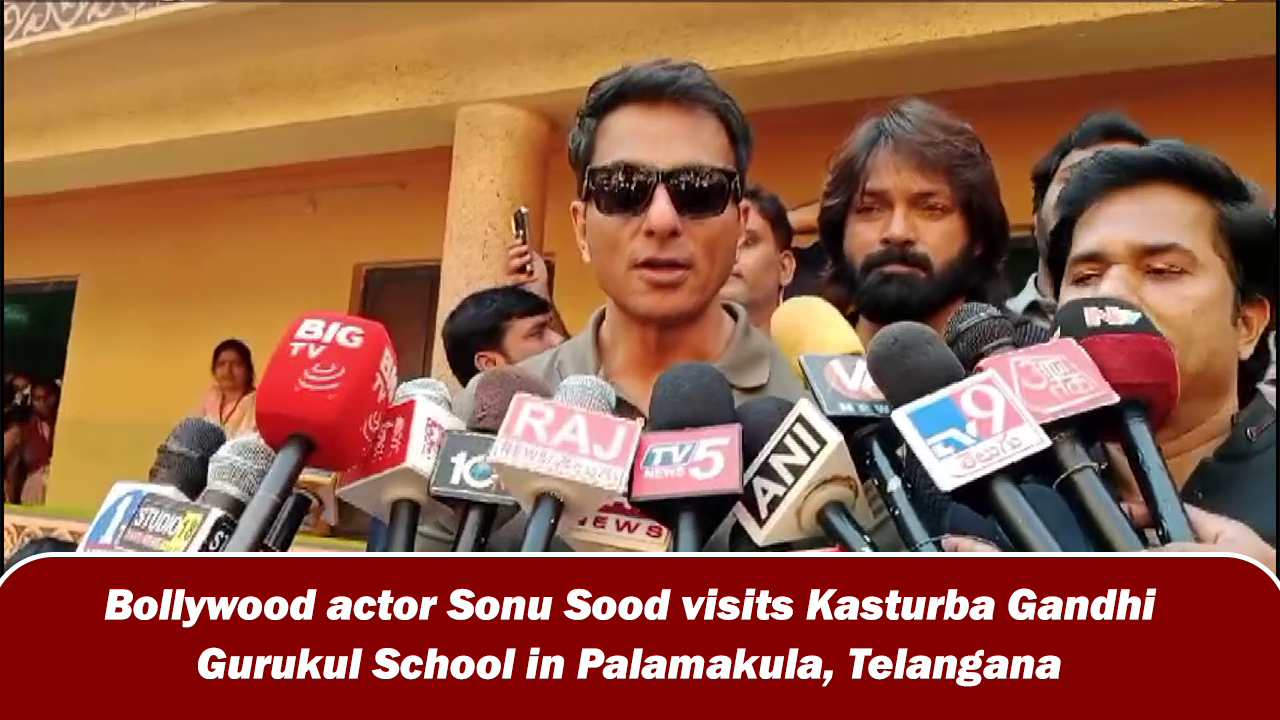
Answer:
[{"left": 225, "top": 313, "right": 398, "bottom": 552}]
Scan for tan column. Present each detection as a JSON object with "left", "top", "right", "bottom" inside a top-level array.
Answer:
[{"left": 431, "top": 103, "right": 551, "bottom": 392}]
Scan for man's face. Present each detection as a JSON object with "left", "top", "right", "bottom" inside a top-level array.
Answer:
[
  {"left": 475, "top": 313, "right": 564, "bottom": 374},
  {"left": 1058, "top": 183, "right": 1270, "bottom": 428},
  {"left": 1037, "top": 142, "right": 1139, "bottom": 252},
  {"left": 720, "top": 203, "right": 795, "bottom": 318},
  {"left": 571, "top": 103, "right": 748, "bottom": 327},
  {"left": 32, "top": 386, "right": 57, "bottom": 419},
  {"left": 839, "top": 150, "right": 976, "bottom": 325}
]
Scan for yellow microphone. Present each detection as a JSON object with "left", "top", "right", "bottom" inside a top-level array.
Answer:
[{"left": 770, "top": 296, "right": 865, "bottom": 383}]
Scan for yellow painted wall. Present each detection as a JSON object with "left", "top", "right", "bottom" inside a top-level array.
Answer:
[{"left": 4, "top": 58, "right": 1275, "bottom": 513}]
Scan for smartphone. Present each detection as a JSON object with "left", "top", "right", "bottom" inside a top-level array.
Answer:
[{"left": 511, "top": 206, "right": 533, "bottom": 277}]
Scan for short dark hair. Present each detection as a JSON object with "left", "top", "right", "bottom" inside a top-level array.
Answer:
[
  {"left": 568, "top": 58, "right": 753, "bottom": 189},
  {"left": 744, "top": 184, "right": 794, "bottom": 252},
  {"left": 1046, "top": 139, "right": 1277, "bottom": 405},
  {"left": 1031, "top": 110, "right": 1149, "bottom": 222},
  {"left": 818, "top": 98, "right": 1011, "bottom": 311},
  {"left": 442, "top": 286, "right": 553, "bottom": 386},
  {"left": 211, "top": 338, "right": 255, "bottom": 390},
  {"left": 4, "top": 536, "right": 77, "bottom": 575}
]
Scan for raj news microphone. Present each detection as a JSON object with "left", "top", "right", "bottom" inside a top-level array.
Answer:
[{"left": 224, "top": 313, "right": 398, "bottom": 552}]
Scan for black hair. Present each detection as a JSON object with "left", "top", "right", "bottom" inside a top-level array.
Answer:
[
  {"left": 4, "top": 536, "right": 77, "bottom": 576},
  {"left": 818, "top": 97, "right": 1011, "bottom": 314},
  {"left": 1030, "top": 111, "right": 1149, "bottom": 238},
  {"left": 442, "top": 285, "right": 553, "bottom": 386},
  {"left": 744, "top": 184, "right": 794, "bottom": 252},
  {"left": 568, "top": 58, "right": 753, "bottom": 190},
  {"left": 1046, "top": 139, "right": 1277, "bottom": 406},
  {"left": 210, "top": 338, "right": 255, "bottom": 391}
]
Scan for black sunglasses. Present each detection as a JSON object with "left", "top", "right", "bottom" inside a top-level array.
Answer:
[{"left": 582, "top": 163, "right": 742, "bottom": 219}]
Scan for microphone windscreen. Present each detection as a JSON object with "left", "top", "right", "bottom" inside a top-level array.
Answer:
[
  {"left": 944, "top": 303, "right": 1016, "bottom": 371},
  {"left": 395, "top": 377, "right": 453, "bottom": 409},
  {"left": 204, "top": 433, "right": 277, "bottom": 519},
  {"left": 468, "top": 366, "right": 554, "bottom": 433},
  {"left": 149, "top": 417, "right": 227, "bottom": 499},
  {"left": 865, "top": 322, "right": 967, "bottom": 408},
  {"left": 162, "top": 417, "right": 227, "bottom": 460},
  {"left": 1012, "top": 317, "right": 1053, "bottom": 348},
  {"left": 554, "top": 375, "right": 616, "bottom": 414},
  {"left": 771, "top": 296, "right": 864, "bottom": 379},
  {"left": 648, "top": 362, "right": 736, "bottom": 431},
  {"left": 734, "top": 396, "right": 795, "bottom": 461}
]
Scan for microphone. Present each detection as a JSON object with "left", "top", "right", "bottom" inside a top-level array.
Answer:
[
  {"left": 488, "top": 375, "right": 641, "bottom": 552},
  {"left": 225, "top": 313, "right": 398, "bottom": 552},
  {"left": 428, "top": 367, "right": 551, "bottom": 552},
  {"left": 772, "top": 295, "right": 938, "bottom": 552},
  {"left": 731, "top": 396, "right": 877, "bottom": 552},
  {"left": 337, "top": 377, "right": 463, "bottom": 552},
  {"left": 111, "top": 494, "right": 237, "bottom": 553},
  {"left": 946, "top": 302, "right": 1145, "bottom": 552},
  {"left": 148, "top": 417, "right": 227, "bottom": 499},
  {"left": 629, "top": 362, "right": 743, "bottom": 552},
  {"left": 198, "top": 433, "right": 277, "bottom": 520},
  {"left": 262, "top": 488, "right": 318, "bottom": 553},
  {"left": 865, "top": 322, "right": 1063, "bottom": 552},
  {"left": 78, "top": 482, "right": 190, "bottom": 552},
  {"left": 1053, "top": 296, "right": 1194, "bottom": 544}
]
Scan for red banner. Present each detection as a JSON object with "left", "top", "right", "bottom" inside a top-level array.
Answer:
[{"left": 2, "top": 554, "right": 1275, "bottom": 717}]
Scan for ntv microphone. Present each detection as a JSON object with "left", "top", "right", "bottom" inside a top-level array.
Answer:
[
  {"left": 944, "top": 302, "right": 1145, "bottom": 552},
  {"left": 1053, "top": 296, "right": 1194, "bottom": 545},
  {"left": 771, "top": 296, "right": 939, "bottom": 552},
  {"left": 865, "top": 322, "right": 1063, "bottom": 552},
  {"left": 428, "top": 366, "right": 551, "bottom": 552},
  {"left": 629, "top": 362, "right": 743, "bottom": 552},
  {"left": 487, "top": 375, "right": 641, "bottom": 552},
  {"left": 338, "top": 377, "right": 463, "bottom": 552},
  {"left": 731, "top": 396, "right": 877, "bottom": 552},
  {"left": 224, "top": 313, "right": 398, "bottom": 552}
]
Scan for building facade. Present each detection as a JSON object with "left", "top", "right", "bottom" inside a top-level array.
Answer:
[{"left": 4, "top": 1, "right": 1276, "bottom": 518}]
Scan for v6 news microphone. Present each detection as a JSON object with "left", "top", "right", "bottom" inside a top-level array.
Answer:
[
  {"left": 429, "top": 367, "right": 552, "bottom": 552},
  {"left": 149, "top": 417, "right": 227, "bottom": 499},
  {"left": 629, "top": 362, "right": 743, "bottom": 552},
  {"left": 488, "top": 375, "right": 641, "bottom": 552},
  {"left": 772, "top": 296, "right": 938, "bottom": 552},
  {"left": 865, "top": 322, "right": 1062, "bottom": 552},
  {"left": 338, "top": 377, "right": 463, "bottom": 552},
  {"left": 944, "top": 302, "right": 1144, "bottom": 552},
  {"left": 1054, "top": 297, "right": 1194, "bottom": 544},
  {"left": 731, "top": 396, "right": 876, "bottom": 552},
  {"left": 225, "top": 313, "right": 398, "bottom": 552}
]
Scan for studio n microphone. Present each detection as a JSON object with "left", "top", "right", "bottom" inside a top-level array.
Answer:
[
  {"left": 488, "top": 375, "right": 641, "bottom": 552},
  {"left": 865, "top": 322, "right": 1062, "bottom": 552},
  {"left": 428, "top": 366, "right": 552, "bottom": 552},
  {"left": 629, "top": 362, "right": 743, "bottom": 552},
  {"left": 1053, "top": 296, "right": 1194, "bottom": 544},
  {"left": 731, "top": 396, "right": 876, "bottom": 552},
  {"left": 225, "top": 313, "right": 398, "bottom": 552},
  {"left": 945, "top": 302, "right": 1145, "bottom": 552},
  {"left": 338, "top": 377, "right": 463, "bottom": 552},
  {"left": 149, "top": 417, "right": 227, "bottom": 499},
  {"left": 772, "top": 296, "right": 938, "bottom": 552}
]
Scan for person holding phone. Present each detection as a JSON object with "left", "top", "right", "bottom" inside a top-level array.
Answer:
[{"left": 504, "top": 208, "right": 571, "bottom": 340}]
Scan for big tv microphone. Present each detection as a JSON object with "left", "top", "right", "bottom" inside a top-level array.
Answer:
[
  {"left": 731, "top": 396, "right": 876, "bottom": 552},
  {"left": 772, "top": 296, "right": 938, "bottom": 552},
  {"left": 338, "top": 377, "right": 463, "bottom": 552},
  {"left": 629, "top": 362, "right": 743, "bottom": 552},
  {"left": 865, "top": 322, "right": 1063, "bottom": 552},
  {"left": 1053, "top": 297, "right": 1194, "bottom": 544},
  {"left": 429, "top": 366, "right": 551, "bottom": 552},
  {"left": 149, "top": 417, "right": 227, "bottom": 499},
  {"left": 945, "top": 303, "right": 1145, "bottom": 552},
  {"left": 225, "top": 313, "right": 398, "bottom": 552},
  {"left": 488, "top": 375, "right": 641, "bottom": 552}
]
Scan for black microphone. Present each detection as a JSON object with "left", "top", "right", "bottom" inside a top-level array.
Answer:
[{"left": 149, "top": 417, "right": 227, "bottom": 500}]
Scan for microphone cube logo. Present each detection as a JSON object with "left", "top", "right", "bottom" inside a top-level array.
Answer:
[
  {"left": 490, "top": 394, "right": 640, "bottom": 494},
  {"left": 1082, "top": 305, "right": 1143, "bottom": 328},
  {"left": 892, "top": 371, "right": 1050, "bottom": 492},
  {"left": 798, "top": 354, "right": 891, "bottom": 419},
  {"left": 631, "top": 425, "right": 743, "bottom": 500},
  {"left": 976, "top": 338, "right": 1120, "bottom": 425},
  {"left": 430, "top": 431, "right": 517, "bottom": 506}
]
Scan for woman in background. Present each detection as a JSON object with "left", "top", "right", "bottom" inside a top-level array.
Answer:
[
  {"left": 5, "top": 380, "right": 59, "bottom": 505},
  {"left": 200, "top": 339, "right": 257, "bottom": 438}
]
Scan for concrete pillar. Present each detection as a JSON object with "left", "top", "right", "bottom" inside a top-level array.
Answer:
[{"left": 430, "top": 103, "right": 551, "bottom": 393}]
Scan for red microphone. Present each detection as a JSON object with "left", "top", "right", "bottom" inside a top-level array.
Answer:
[
  {"left": 1052, "top": 296, "right": 1193, "bottom": 544},
  {"left": 223, "top": 313, "right": 398, "bottom": 552}
]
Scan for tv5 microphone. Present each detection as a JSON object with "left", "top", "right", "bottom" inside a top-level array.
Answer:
[
  {"left": 429, "top": 366, "right": 551, "bottom": 552},
  {"left": 1054, "top": 296, "right": 1194, "bottom": 544},
  {"left": 731, "top": 396, "right": 876, "bottom": 552},
  {"left": 865, "top": 321, "right": 1063, "bottom": 552},
  {"left": 225, "top": 313, "right": 398, "bottom": 552},
  {"left": 149, "top": 417, "right": 227, "bottom": 499},
  {"left": 772, "top": 295, "right": 938, "bottom": 552},
  {"left": 338, "top": 377, "right": 463, "bottom": 552},
  {"left": 945, "top": 302, "right": 1145, "bottom": 552},
  {"left": 629, "top": 362, "right": 743, "bottom": 552},
  {"left": 488, "top": 375, "right": 641, "bottom": 552}
]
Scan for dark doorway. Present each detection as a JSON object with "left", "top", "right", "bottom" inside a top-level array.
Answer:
[
  {"left": 355, "top": 263, "right": 442, "bottom": 381},
  {"left": 3, "top": 279, "right": 78, "bottom": 384}
]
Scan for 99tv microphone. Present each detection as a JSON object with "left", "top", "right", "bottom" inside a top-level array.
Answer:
[
  {"left": 1054, "top": 297, "right": 1193, "bottom": 544},
  {"left": 225, "top": 313, "right": 398, "bottom": 552},
  {"left": 629, "top": 362, "right": 743, "bottom": 552}
]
